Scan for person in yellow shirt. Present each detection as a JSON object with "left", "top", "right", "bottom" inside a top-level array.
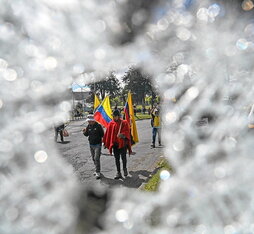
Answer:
[{"left": 151, "top": 108, "right": 161, "bottom": 148}]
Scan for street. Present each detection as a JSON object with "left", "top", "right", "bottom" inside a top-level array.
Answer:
[{"left": 54, "top": 119, "right": 163, "bottom": 189}]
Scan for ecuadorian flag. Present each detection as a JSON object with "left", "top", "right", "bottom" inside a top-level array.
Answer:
[
  {"left": 94, "top": 96, "right": 112, "bottom": 128},
  {"left": 124, "top": 92, "right": 139, "bottom": 145},
  {"left": 93, "top": 94, "right": 101, "bottom": 112}
]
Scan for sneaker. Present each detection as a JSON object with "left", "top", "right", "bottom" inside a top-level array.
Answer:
[
  {"left": 114, "top": 172, "right": 122, "bottom": 180},
  {"left": 123, "top": 168, "right": 128, "bottom": 177},
  {"left": 95, "top": 172, "right": 101, "bottom": 179}
]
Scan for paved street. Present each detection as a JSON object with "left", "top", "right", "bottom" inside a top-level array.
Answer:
[{"left": 54, "top": 119, "right": 163, "bottom": 189}]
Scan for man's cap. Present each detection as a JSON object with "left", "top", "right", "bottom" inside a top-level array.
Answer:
[
  {"left": 113, "top": 109, "right": 120, "bottom": 116},
  {"left": 86, "top": 114, "right": 95, "bottom": 122}
]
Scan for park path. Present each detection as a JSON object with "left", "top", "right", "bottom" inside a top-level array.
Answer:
[{"left": 54, "top": 119, "right": 164, "bottom": 189}]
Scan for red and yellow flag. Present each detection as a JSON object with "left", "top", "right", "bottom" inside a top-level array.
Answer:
[
  {"left": 93, "top": 94, "right": 101, "bottom": 112},
  {"left": 124, "top": 92, "right": 139, "bottom": 145}
]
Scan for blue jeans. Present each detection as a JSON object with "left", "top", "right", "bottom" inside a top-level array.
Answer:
[
  {"left": 90, "top": 144, "right": 101, "bottom": 173},
  {"left": 54, "top": 128, "right": 63, "bottom": 142},
  {"left": 152, "top": 128, "right": 161, "bottom": 145}
]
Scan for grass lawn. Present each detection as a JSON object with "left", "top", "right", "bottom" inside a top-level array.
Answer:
[
  {"left": 142, "top": 158, "right": 172, "bottom": 192},
  {"left": 135, "top": 113, "right": 151, "bottom": 120}
]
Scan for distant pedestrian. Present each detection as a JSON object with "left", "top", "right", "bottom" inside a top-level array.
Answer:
[
  {"left": 103, "top": 109, "right": 132, "bottom": 179},
  {"left": 83, "top": 114, "right": 104, "bottom": 179},
  {"left": 54, "top": 123, "right": 65, "bottom": 143},
  {"left": 134, "top": 105, "right": 137, "bottom": 116},
  {"left": 142, "top": 106, "right": 146, "bottom": 114},
  {"left": 151, "top": 108, "right": 161, "bottom": 148}
]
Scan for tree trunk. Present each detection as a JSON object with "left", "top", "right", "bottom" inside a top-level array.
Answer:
[
  {"left": 151, "top": 92, "right": 156, "bottom": 108},
  {"left": 101, "top": 89, "right": 105, "bottom": 100},
  {"left": 122, "top": 95, "right": 126, "bottom": 104},
  {"left": 142, "top": 92, "right": 145, "bottom": 106}
]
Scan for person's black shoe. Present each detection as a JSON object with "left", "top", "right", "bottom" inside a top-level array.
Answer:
[
  {"left": 95, "top": 172, "right": 101, "bottom": 180},
  {"left": 151, "top": 144, "right": 155, "bottom": 148},
  {"left": 123, "top": 168, "right": 128, "bottom": 177},
  {"left": 114, "top": 172, "right": 122, "bottom": 179}
]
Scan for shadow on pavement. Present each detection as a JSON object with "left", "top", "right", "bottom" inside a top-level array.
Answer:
[
  {"left": 100, "top": 169, "right": 152, "bottom": 189},
  {"left": 59, "top": 141, "right": 71, "bottom": 144},
  {"left": 101, "top": 152, "right": 112, "bottom": 156}
]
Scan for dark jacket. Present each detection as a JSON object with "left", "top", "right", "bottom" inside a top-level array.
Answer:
[
  {"left": 55, "top": 124, "right": 65, "bottom": 132},
  {"left": 83, "top": 122, "right": 104, "bottom": 145}
]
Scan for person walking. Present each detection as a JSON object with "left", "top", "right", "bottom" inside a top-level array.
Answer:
[
  {"left": 103, "top": 109, "right": 132, "bottom": 179},
  {"left": 134, "top": 105, "right": 137, "bottom": 116},
  {"left": 54, "top": 123, "right": 65, "bottom": 143},
  {"left": 151, "top": 108, "right": 161, "bottom": 148},
  {"left": 83, "top": 114, "right": 104, "bottom": 179},
  {"left": 148, "top": 107, "right": 151, "bottom": 115},
  {"left": 142, "top": 105, "right": 146, "bottom": 114}
]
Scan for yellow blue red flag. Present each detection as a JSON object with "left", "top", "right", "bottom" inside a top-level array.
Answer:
[
  {"left": 93, "top": 94, "right": 100, "bottom": 112},
  {"left": 94, "top": 96, "right": 112, "bottom": 128},
  {"left": 124, "top": 92, "right": 139, "bottom": 145}
]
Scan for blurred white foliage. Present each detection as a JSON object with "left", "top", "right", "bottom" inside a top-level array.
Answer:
[{"left": 1, "top": 0, "right": 254, "bottom": 233}]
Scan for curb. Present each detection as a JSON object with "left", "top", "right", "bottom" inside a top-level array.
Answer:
[
  {"left": 135, "top": 118, "right": 151, "bottom": 121},
  {"left": 138, "top": 155, "right": 164, "bottom": 190}
]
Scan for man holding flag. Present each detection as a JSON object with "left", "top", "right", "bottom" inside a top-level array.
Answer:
[{"left": 103, "top": 109, "right": 132, "bottom": 179}]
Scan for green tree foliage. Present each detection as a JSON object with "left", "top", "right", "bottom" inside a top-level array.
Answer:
[
  {"left": 122, "top": 67, "right": 155, "bottom": 104},
  {"left": 73, "top": 102, "right": 84, "bottom": 117},
  {"left": 145, "top": 95, "right": 152, "bottom": 105},
  {"left": 88, "top": 71, "right": 121, "bottom": 100},
  {"left": 111, "top": 96, "right": 122, "bottom": 106}
]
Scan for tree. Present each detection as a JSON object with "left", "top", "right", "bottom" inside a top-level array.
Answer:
[
  {"left": 122, "top": 67, "right": 154, "bottom": 104},
  {"left": 88, "top": 71, "right": 121, "bottom": 100}
]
